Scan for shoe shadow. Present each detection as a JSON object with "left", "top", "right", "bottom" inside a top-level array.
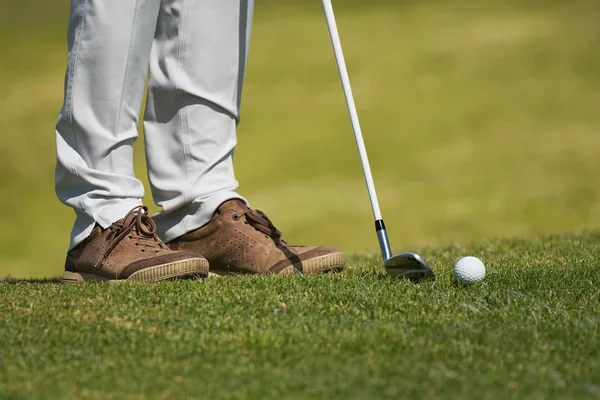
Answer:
[
  {"left": 344, "top": 267, "right": 436, "bottom": 284},
  {"left": 0, "top": 277, "right": 62, "bottom": 284},
  {"left": 274, "top": 240, "right": 303, "bottom": 273}
]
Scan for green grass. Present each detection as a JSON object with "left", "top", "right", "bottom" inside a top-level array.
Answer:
[
  {"left": 1, "top": 1, "right": 599, "bottom": 396},
  {"left": 2, "top": 232, "right": 599, "bottom": 399}
]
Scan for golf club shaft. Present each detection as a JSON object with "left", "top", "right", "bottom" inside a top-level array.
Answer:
[{"left": 322, "top": 0, "right": 392, "bottom": 261}]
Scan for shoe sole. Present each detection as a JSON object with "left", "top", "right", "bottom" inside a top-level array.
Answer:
[
  {"left": 208, "top": 252, "right": 345, "bottom": 276},
  {"left": 61, "top": 258, "right": 209, "bottom": 283},
  {"left": 294, "top": 252, "right": 345, "bottom": 274}
]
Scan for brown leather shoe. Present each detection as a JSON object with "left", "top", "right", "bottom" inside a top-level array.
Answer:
[
  {"left": 61, "top": 206, "right": 209, "bottom": 283},
  {"left": 167, "top": 200, "right": 345, "bottom": 275}
]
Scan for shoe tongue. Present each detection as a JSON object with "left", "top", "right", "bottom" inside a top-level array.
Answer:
[{"left": 217, "top": 199, "right": 248, "bottom": 214}]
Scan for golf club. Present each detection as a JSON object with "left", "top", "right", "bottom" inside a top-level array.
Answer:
[{"left": 322, "top": 0, "right": 435, "bottom": 282}]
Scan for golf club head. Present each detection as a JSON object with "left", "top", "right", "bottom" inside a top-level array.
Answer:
[{"left": 385, "top": 252, "right": 435, "bottom": 282}]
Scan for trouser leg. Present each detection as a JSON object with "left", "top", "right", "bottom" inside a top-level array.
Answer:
[
  {"left": 55, "top": 0, "right": 160, "bottom": 249},
  {"left": 144, "top": 0, "right": 254, "bottom": 242}
]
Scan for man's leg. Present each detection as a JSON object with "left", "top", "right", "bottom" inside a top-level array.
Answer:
[
  {"left": 145, "top": 0, "right": 345, "bottom": 274},
  {"left": 55, "top": 0, "right": 208, "bottom": 282},
  {"left": 56, "top": 0, "right": 160, "bottom": 249},
  {"left": 144, "top": 0, "right": 254, "bottom": 242}
]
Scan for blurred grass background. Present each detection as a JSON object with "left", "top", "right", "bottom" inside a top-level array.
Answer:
[{"left": 1, "top": 0, "right": 599, "bottom": 278}]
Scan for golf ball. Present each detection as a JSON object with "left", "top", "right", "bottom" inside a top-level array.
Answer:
[{"left": 454, "top": 256, "right": 485, "bottom": 284}]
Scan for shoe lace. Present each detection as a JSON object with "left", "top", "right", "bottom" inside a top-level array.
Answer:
[
  {"left": 94, "top": 205, "right": 166, "bottom": 268},
  {"left": 241, "top": 209, "right": 283, "bottom": 241}
]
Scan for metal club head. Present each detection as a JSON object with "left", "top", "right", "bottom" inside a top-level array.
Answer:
[{"left": 385, "top": 252, "right": 435, "bottom": 282}]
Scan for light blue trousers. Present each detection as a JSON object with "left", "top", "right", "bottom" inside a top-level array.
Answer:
[{"left": 55, "top": 0, "right": 254, "bottom": 249}]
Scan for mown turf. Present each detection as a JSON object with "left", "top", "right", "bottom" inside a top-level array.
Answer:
[
  {"left": 1, "top": 1, "right": 598, "bottom": 397},
  {"left": 2, "top": 232, "right": 599, "bottom": 399}
]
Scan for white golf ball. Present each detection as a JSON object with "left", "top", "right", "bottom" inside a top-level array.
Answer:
[{"left": 454, "top": 256, "right": 486, "bottom": 284}]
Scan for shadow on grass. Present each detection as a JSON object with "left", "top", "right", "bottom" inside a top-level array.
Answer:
[
  {"left": 0, "top": 271, "right": 434, "bottom": 285},
  {"left": 0, "top": 275, "right": 210, "bottom": 284},
  {"left": 1, "top": 277, "right": 62, "bottom": 284}
]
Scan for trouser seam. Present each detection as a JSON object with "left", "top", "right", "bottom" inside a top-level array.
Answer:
[
  {"left": 65, "top": 0, "right": 89, "bottom": 178},
  {"left": 178, "top": 0, "right": 191, "bottom": 232},
  {"left": 113, "top": 0, "right": 141, "bottom": 165},
  {"left": 235, "top": 0, "right": 249, "bottom": 123}
]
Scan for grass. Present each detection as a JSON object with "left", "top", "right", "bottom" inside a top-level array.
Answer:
[
  {"left": 1, "top": 1, "right": 599, "bottom": 397},
  {"left": 2, "top": 232, "right": 599, "bottom": 399}
]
